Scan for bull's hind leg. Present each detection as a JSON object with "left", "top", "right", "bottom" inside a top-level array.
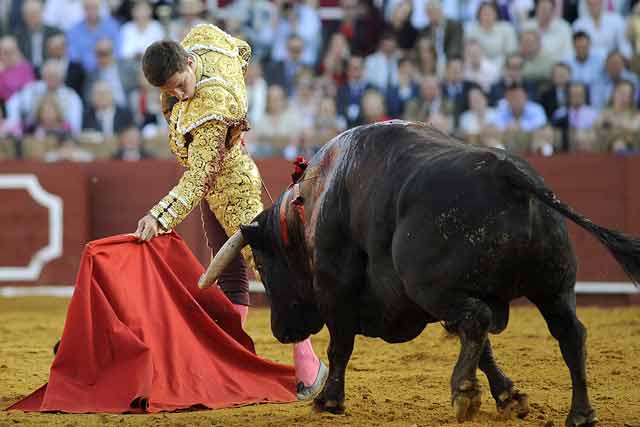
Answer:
[
  {"left": 479, "top": 338, "right": 529, "bottom": 419},
  {"left": 531, "top": 292, "right": 597, "bottom": 427}
]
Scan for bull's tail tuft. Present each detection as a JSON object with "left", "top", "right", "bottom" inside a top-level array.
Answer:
[{"left": 499, "top": 157, "right": 640, "bottom": 288}]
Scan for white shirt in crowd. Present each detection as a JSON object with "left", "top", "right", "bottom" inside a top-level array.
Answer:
[
  {"left": 120, "top": 20, "right": 165, "bottom": 60},
  {"left": 572, "top": 11, "right": 632, "bottom": 58}
]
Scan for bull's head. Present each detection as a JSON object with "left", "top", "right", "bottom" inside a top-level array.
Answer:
[{"left": 198, "top": 206, "right": 324, "bottom": 344}]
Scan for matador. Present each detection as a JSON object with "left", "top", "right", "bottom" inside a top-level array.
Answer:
[{"left": 134, "top": 24, "right": 327, "bottom": 399}]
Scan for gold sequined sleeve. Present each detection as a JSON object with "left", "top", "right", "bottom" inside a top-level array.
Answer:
[
  {"left": 232, "top": 36, "right": 252, "bottom": 74},
  {"left": 150, "top": 121, "right": 227, "bottom": 230}
]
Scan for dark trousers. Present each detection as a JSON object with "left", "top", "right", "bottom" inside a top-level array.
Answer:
[{"left": 200, "top": 202, "right": 250, "bottom": 306}]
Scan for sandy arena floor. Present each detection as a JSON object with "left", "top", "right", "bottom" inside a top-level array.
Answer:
[{"left": 0, "top": 297, "right": 638, "bottom": 427}]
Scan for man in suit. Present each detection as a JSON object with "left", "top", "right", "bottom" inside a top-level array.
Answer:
[
  {"left": 16, "top": 0, "right": 58, "bottom": 73},
  {"left": 336, "top": 55, "right": 374, "bottom": 128},
  {"left": 45, "top": 33, "right": 85, "bottom": 98},
  {"left": 440, "top": 57, "right": 479, "bottom": 127},
  {"left": 82, "top": 80, "right": 133, "bottom": 138},
  {"left": 419, "top": 0, "right": 463, "bottom": 60},
  {"left": 489, "top": 53, "right": 539, "bottom": 106},
  {"left": 264, "top": 34, "right": 306, "bottom": 96},
  {"left": 539, "top": 62, "right": 572, "bottom": 123},
  {"left": 84, "top": 38, "right": 130, "bottom": 107}
]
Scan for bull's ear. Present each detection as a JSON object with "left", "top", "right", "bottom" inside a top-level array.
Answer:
[{"left": 240, "top": 222, "right": 264, "bottom": 249}]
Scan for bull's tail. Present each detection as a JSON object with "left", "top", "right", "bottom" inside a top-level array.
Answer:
[{"left": 499, "top": 157, "right": 640, "bottom": 288}]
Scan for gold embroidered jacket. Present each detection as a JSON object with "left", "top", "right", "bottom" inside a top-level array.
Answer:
[{"left": 149, "top": 24, "right": 262, "bottom": 269}]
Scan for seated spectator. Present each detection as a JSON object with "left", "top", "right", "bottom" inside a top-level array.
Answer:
[
  {"left": 489, "top": 53, "right": 538, "bottom": 105},
  {"left": 246, "top": 61, "right": 267, "bottom": 125},
  {"left": 66, "top": 0, "right": 121, "bottom": 73},
  {"left": 289, "top": 71, "right": 320, "bottom": 130},
  {"left": 520, "top": 29, "right": 556, "bottom": 82},
  {"left": 112, "top": 124, "right": 154, "bottom": 160},
  {"left": 360, "top": 89, "right": 390, "bottom": 124},
  {"left": 319, "top": 33, "right": 351, "bottom": 86},
  {"left": 0, "top": 36, "right": 36, "bottom": 103},
  {"left": 521, "top": 0, "right": 573, "bottom": 62},
  {"left": 463, "top": 38, "right": 500, "bottom": 93},
  {"left": 386, "top": 56, "right": 420, "bottom": 118},
  {"left": 332, "top": 0, "right": 372, "bottom": 56},
  {"left": 16, "top": 0, "right": 59, "bottom": 72},
  {"left": 85, "top": 38, "right": 131, "bottom": 107},
  {"left": 572, "top": 0, "right": 631, "bottom": 59},
  {"left": 248, "top": 85, "right": 304, "bottom": 157},
  {"left": 45, "top": 33, "right": 85, "bottom": 98},
  {"left": 419, "top": 0, "right": 464, "bottom": 60},
  {"left": 128, "top": 68, "right": 164, "bottom": 132},
  {"left": 0, "top": 103, "right": 20, "bottom": 159},
  {"left": 120, "top": 0, "right": 164, "bottom": 61},
  {"left": 464, "top": 1, "right": 517, "bottom": 68},
  {"left": 43, "top": 130, "right": 94, "bottom": 162},
  {"left": 270, "top": 0, "right": 322, "bottom": 67},
  {"left": 565, "top": 30, "right": 605, "bottom": 89},
  {"left": 312, "top": 96, "right": 347, "bottom": 147},
  {"left": 389, "top": 0, "right": 418, "bottom": 49},
  {"left": 594, "top": 80, "right": 640, "bottom": 153},
  {"left": 6, "top": 59, "right": 83, "bottom": 134},
  {"left": 363, "top": 31, "right": 401, "bottom": 92},
  {"left": 540, "top": 62, "right": 572, "bottom": 124},
  {"left": 82, "top": 80, "right": 134, "bottom": 140},
  {"left": 626, "top": 2, "right": 640, "bottom": 74},
  {"left": 591, "top": 50, "right": 639, "bottom": 110},
  {"left": 440, "top": 56, "right": 478, "bottom": 125},
  {"left": 43, "top": 0, "right": 110, "bottom": 32},
  {"left": 489, "top": 82, "right": 551, "bottom": 154},
  {"left": 265, "top": 35, "right": 307, "bottom": 96},
  {"left": 403, "top": 75, "right": 452, "bottom": 131},
  {"left": 169, "top": 0, "right": 207, "bottom": 41},
  {"left": 219, "top": 0, "right": 277, "bottom": 62},
  {"left": 336, "top": 56, "right": 374, "bottom": 128},
  {"left": 412, "top": 35, "right": 443, "bottom": 77},
  {"left": 566, "top": 81, "right": 599, "bottom": 152},
  {"left": 459, "top": 87, "right": 496, "bottom": 141},
  {"left": 27, "top": 93, "right": 72, "bottom": 140}
]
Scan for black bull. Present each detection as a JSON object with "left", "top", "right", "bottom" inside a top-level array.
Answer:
[{"left": 201, "top": 121, "right": 640, "bottom": 426}]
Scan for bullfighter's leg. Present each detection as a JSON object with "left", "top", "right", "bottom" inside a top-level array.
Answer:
[
  {"left": 531, "top": 292, "right": 597, "bottom": 427},
  {"left": 478, "top": 338, "right": 529, "bottom": 419}
]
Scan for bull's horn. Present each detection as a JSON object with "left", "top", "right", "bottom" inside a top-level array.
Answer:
[{"left": 198, "top": 230, "right": 247, "bottom": 289}]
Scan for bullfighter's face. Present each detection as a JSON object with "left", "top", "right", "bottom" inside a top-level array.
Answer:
[{"left": 241, "top": 210, "right": 324, "bottom": 343}]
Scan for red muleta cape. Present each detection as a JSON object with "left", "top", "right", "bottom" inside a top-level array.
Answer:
[{"left": 7, "top": 233, "right": 296, "bottom": 413}]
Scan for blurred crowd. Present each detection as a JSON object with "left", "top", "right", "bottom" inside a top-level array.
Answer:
[{"left": 1, "top": 0, "right": 640, "bottom": 162}]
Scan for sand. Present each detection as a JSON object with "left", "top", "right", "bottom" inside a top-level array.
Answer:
[{"left": 0, "top": 297, "right": 639, "bottom": 427}]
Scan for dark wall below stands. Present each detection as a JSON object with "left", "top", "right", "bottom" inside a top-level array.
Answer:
[{"left": 1, "top": 155, "right": 639, "bottom": 304}]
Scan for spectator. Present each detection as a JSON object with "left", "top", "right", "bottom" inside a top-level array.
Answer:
[
  {"left": 43, "top": 0, "right": 109, "bottom": 31},
  {"left": 419, "top": 0, "right": 463, "bottom": 60},
  {"left": 84, "top": 38, "right": 128, "bottom": 107},
  {"left": 389, "top": 0, "right": 418, "bottom": 49},
  {"left": 363, "top": 31, "right": 400, "bottom": 92},
  {"left": 112, "top": 124, "right": 154, "bottom": 160},
  {"left": 120, "top": 0, "right": 164, "bottom": 61},
  {"left": 270, "top": 0, "right": 322, "bottom": 67},
  {"left": 386, "top": 56, "right": 419, "bottom": 118},
  {"left": 463, "top": 38, "right": 499, "bottom": 93},
  {"left": 489, "top": 53, "right": 538, "bottom": 105},
  {"left": 246, "top": 60, "right": 268, "bottom": 125},
  {"left": 565, "top": 30, "right": 605, "bottom": 88},
  {"left": 0, "top": 103, "right": 19, "bottom": 159},
  {"left": 220, "top": 0, "right": 277, "bottom": 62},
  {"left": 0, "top": 36, "right": 36, "bottom": 103},
  {"left": 128, "top": 68, "right": 163, "bottom": 130},
  {"left": 572, "top": 0, "right": 632, "bottom": 58},
  {"left": 520, "top": 29, "right": 555, "bottom": 82},
  {"left": 16, "top": 0, "right": 59, "bottom": 71},
  {"left": 334, "top": 0, "right": 372, "bottom": 55},
  {"left": 289, "top": 71, "right": 320, "bottom": 129},
  {"left": 169, "top": 0, "right": 207, "bottom": 41},
  {"left": 566, "top": 81, "right": 599, "bottom": 151},
  {"left": 311, "top": 96, "right": 346, "bottom": 148},
  {"left": 336, "top": 55, "right": 374, "bottom": 128},
  {"left": 6, "top": 59, "right": 83, "bottom": 134},
  {"left": 66, "top": 0, "right": 121, "bottom": 73},
  {"left": 403, "top": 75, "right": 451, "bottom": 131},
  {"left": 464, "top": 1, "right": 517, "bottom": 68},
  {"left": 440, "top": 57, "right": 478, "bottom": 125},
  {"left": 591, "top": 50, "right": 639, "bottom": 109},
  {"left": 319, "top": 32, "right": 351, "bottom": 86},
  {"left": 265, "top": 34, "right": 307, "bottom": 96},
  {"left": 627, "top": 2, "right": 640, "bottom": 73},
  {"left": 45, "top": 33, "right": 85, "bottom": 98},
  {"left": 540, "top": 62, "right": 572, "bottom": 122},
  {"left": 27, "top": 93, "right": 72, "bottom": 139},
  {"left": 521, "top": 0, "right": 573, "bottom": 62},
  {"left": 594, "top": 79, "right": 640, "bottom": 153},
  {"left": 43, "top": 130, "right": 94, "bottom": 161},
  {"left": 82, "top": 80, "right": 134, "bottom": 139},
  {"left": 412, "top": 35, "right": 443, "bottom": 77},
  {"left": 248, "top": 85, "right": 304, "bottom": 157},
  {"left": 360, "top": 88, "right": 389, "bottom": 124},
  {"left": 459, "top": 86, "right": 496, "bottom": 141}
]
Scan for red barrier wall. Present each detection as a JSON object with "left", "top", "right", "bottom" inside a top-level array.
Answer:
[{"left": 0, "top": 154, "right": 639, "bottom": 300}]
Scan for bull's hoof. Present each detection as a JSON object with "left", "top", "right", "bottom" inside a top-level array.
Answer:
[
  {"left": 566, "top": 408, "right": 598, "bottom": 427},
  {"left": 496, "top": 387, "right": 529, "bottom": 419},
  {"left": 313, "top": 396, "right": 345, "bottom": 414},
  {"left": 452, "top": 380, "right": 482, "bottom": 422}
]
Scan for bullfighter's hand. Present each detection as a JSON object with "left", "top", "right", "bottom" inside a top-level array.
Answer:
[{"left": 134, "top": 214, "right": 161, "bottom": 242}]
